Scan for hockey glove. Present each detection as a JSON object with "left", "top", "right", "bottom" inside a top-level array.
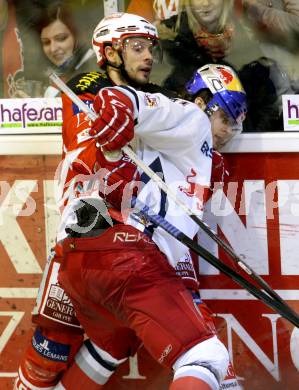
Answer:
[
  {"left": 90, "top": 88, "right": 135, "bottom": 151},
  {"left": 95, "top": 148, "right": 140, "bottom": 209}
]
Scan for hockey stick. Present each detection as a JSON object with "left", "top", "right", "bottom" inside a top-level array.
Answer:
[
  {"left": 131, "top": 200, "right": 299, "bottom": 328},
  {"left": 48, "top": 71, "right": 296, "bottom": 321}
]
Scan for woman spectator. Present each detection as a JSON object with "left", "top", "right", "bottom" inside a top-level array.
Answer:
[
  {"left": 127, "top": 0, "right": 286, "bottom": 132},
  {"left": 152, "top": 0, "right": 261, "bottom": 94},
  {"left": 175, "top": 0, "right": 235, "bottom": 60},
  {"left": 12, "top": 2, "right": 96, "bottom": 97}
]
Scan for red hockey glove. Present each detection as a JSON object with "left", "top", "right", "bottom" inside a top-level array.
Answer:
[
  {"left": 96, "top": 148, "right": 140, "bottom": 209},
  {"left": 90, "top": 88, "right": 135, "bottom": 151}
]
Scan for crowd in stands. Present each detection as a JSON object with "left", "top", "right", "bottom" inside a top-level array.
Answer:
[{"left": 1, "top": 0, "right": 299, "bottom": 132}]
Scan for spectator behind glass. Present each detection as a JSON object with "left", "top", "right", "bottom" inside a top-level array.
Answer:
[
  {"left": 152, "top": 0, "right": 262, "bottom": 94},
  {"left": 234, "top": 1, "right": 299, "bottom": 131},
  {"left": 239, "top": 56, "right": 294, "bottom": 132},
  {"left": 180, "top": 0, "right": 235, "bottom": 60},
  {"left": 0, "top": 0, "right": 24, "bottom": 97},
  {"left": 154, "top": 0, "right": 233, "bottom": 95},
  {"left": 133, "top": 0, "right": 294, "bottom": 132},
  {"left": 241, "top": 0, "right": 299, "bottom": 92},
  {"left": 12, "top": 2, "right": 96, "bottom": 98}
]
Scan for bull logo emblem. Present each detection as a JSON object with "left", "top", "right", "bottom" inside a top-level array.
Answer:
[
  {"left": 218, "top": 67, "right": 233, "bottom": 85},
  {"left": 179, "top": 168, "right": 209, "bottom": 211}
]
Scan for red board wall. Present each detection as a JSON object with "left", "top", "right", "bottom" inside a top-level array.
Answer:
[{"left": 0, "top": 153, "right": 298, "bottom": 389}]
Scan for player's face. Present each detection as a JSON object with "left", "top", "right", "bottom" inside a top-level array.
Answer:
[
  {"left": 190, "top": 0, "right": 224, "bottom": 28},
  {"left": 121, "top": 37, "right": 155, "bottom": 85},
  {"left": 41, "top": 19, "right": 75, "bottom": 66},
  {"left": 210, "top": 109, "right": 234, "bottom": 149}
]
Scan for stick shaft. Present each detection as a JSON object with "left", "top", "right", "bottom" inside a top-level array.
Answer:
[
  {"left": 135, "top": 203, "right": 299, "bottom": 328},
  {"left": 124, "top": 145, "right": 286, "bottom": 306},
  {"left": 50, "top": 71, "right": 290, "bottom": 313},
  {"left": 48, "top": 72, "right": 97, "bottom": 121}
]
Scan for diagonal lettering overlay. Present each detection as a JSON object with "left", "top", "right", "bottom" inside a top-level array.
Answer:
[
  {"left": 43, "top": 180, "right": 60, "bottom": 254},
  {"left": 199, "top": 182, "right": 268, "bottom": 275},
  {"left": 123, "top": 355, "right": 146, "bottom": 380},
  {"left": 0, "top": 180, "right": 42, "bottom": 273},
  {"left": 218, "top": 314, "right": 281, "bottom": 381},
  {"left": 0, "top": 311, "right": 24, "bottom": 355}
]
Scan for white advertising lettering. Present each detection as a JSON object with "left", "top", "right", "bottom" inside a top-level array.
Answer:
[{"left": 0, "top": 154, "right": 298, "bottom": 389}]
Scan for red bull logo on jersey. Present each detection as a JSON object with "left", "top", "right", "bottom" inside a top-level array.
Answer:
[{"left": 179, "top": 168, "right": 209, "bottom": 211}]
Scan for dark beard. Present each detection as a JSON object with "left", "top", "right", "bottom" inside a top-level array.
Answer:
[{"left": 120, "top": 64, "right": 148, "bottom": 89}]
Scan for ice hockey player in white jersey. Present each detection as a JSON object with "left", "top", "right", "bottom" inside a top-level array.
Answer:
[{"left": 56, "top": 61, "right": 247, "bottom": 390}]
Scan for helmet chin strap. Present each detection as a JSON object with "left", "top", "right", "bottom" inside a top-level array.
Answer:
[
  {"left": 105, "top": 46, "right": 126, "bottom": 81},
  {"left": 106, "top": 60, "right": 122, "bottom": 70}
]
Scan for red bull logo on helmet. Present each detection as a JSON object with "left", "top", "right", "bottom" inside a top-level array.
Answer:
[
  {"left": 216, "top": 66, "right": 244, "bottom": 93},
  {"left": 218, "top": 67, "right": 234, "bottom": 85}
]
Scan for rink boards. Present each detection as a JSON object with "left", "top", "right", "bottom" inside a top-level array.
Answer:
[{"left": 0, "top": 135, "right": 298, "bottom": 389}]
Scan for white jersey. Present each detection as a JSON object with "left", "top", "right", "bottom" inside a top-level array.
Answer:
[
  {"left": 58, "top": 86, "right": 213, "bottom": 284},
  {"left": 117, "top": 86, "right": 213, "bottom": 281}
]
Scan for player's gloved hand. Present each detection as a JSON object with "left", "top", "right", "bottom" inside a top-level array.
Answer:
[
  {"left": 90, "top": 88, "right": 135, "bottom": 151},
  {"left": 96, "top": 148, "right": 140, "bottom": 209}
]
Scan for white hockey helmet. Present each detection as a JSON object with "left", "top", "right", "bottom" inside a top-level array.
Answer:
[{"left": 92, "top": 12, "right": 160, "bottom": 67}]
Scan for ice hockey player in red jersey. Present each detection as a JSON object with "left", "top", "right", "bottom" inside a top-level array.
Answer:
[{"left": 14, "top": 12, "right": 246, "bottom": 390}]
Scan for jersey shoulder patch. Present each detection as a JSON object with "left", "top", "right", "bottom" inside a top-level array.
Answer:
[{"left": 67, "top": 72, "right": 111, "bottom": 95}]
